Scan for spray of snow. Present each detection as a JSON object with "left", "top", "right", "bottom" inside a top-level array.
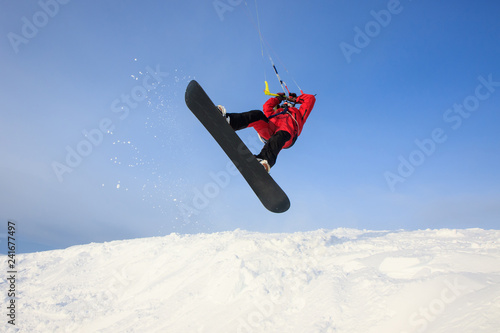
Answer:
[{"left": 103, "top": 63, "right": 197, "bottom": 230}]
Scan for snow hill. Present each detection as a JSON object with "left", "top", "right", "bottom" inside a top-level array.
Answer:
[{"left": 3, "top": 228, "right": 500, "bottom": 333}]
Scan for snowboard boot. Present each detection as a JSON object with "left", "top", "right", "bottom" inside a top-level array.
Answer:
[
  {"left": 256, "top": 158, "right": 271, "bottom": 173},
  {"left": 217, "top": 105, "right": 230, "bottom": 124}
]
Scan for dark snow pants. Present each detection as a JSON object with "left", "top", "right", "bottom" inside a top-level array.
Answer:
[{"left": 227, "top": 110, "right": 292, "bottom": 168}]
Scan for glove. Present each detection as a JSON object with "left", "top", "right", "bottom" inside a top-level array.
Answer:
[
  {"left": 287, "top": 93, "right": 297, "bottom": 103},
  {"left": 277, "top": 92, "right": 297, "bottom": 102}
]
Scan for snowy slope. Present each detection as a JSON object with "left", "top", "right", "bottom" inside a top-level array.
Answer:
[{"left": 3, "top": 228, "right": 500, "bottom": 333}]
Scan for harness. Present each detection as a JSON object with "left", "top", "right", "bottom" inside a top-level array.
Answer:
[{"left": 267, "top": 104, "right": 299, "bottom": 148}]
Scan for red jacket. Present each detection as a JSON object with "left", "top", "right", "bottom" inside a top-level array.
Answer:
[{"left": 252, "top": 93, "right": 316, "bottom": 149}]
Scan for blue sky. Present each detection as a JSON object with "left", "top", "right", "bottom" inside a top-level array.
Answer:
[{"left": 1, "top": 0, "right": 499, "bottom": 253}]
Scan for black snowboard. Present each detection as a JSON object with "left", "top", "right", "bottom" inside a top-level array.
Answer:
[{"left": 185, "top": 80, "right": 290, "bottom": 213}]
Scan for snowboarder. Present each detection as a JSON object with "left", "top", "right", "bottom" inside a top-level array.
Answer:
[{"left": 217, "top": 92, "right": 316, "bottom": 172}]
